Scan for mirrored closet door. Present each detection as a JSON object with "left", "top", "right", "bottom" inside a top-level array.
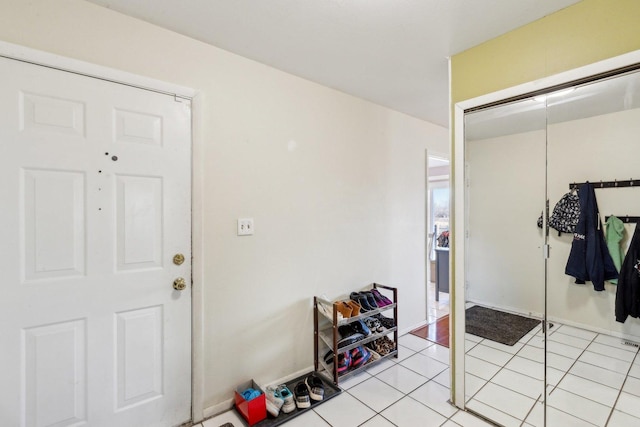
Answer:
[
  {"left": 461, "top": 66, "right": 640, "bottom": 427},
  {"left": 462, "top": 97, "right": 548, "bottom": 424},
  {"left": 544, "top": 69, "right": 640, "bottom": 427}
]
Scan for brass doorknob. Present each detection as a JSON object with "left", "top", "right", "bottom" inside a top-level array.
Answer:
[
  {"left": 173, "top": 253, "right": 185, "bottom": 265},
  {"left": 173, "top": 277, "right": 186, "bottom": 291}
]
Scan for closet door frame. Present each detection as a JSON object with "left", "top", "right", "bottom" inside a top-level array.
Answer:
[{"left": 450, "top": 48, "right": 640, "bottom": 409}]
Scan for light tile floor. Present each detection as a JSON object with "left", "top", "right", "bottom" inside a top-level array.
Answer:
[
  {"left": 199, "top": 286, "right": 637, "bottom": 426},
  {"left": 464, "top": 321, "right": 640, "bottom": 427},
  {"left": 199, "top": 333, "right": 491, "bottom": 427},
  {"left": 199, "top": 321, "right": 640, "bottom": 427}
]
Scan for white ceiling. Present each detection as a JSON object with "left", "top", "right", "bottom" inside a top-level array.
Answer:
[{"left": 86, "top": 0, "right": 581, "bottom": 127}]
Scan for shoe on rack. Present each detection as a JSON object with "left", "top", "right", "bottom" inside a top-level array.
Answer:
[
  {"left": 337, "top": 324, "right": 365, "bottom": 348},
  {"left": 361, "top": 291, "right": 379, "bottom": 309},
  {"left": 317, "top": 299, "right": 344, "bottom": 321},
  {"left": 336, "top": 301, "right": 353, "bottom": 318},
  {"left": 351, "top": 319, "right": 371, "bottom": 337},
  {"left": 304, "top": 374, "right": 325, "bottom": 401},
  {"left": 371, "top": 288, "right": 393, "bottom": 306},
  {"left": 276, "top": 384, "right": 296, "bottom": 414},
  {"left": 367, "top": 348, "right": 381, "bottom": 364},
  {"left": 294, "top": 382, "right": 311, "bottom": 409},
  {"left": 324, "top": 350, "right": 352, "bottom": 375},
  {"left": 363, "top": 316, "right": 383, "bottom": 333},
  {"left": 264, "top": 386, "right": 284, "bottom": 417},
  {"left": 350, "top": 292, "right": 372, "bottom": 311},
  {"left": 349, "top": 346, "right": 372, "bottom": 369},
  {"left": 346, "top": 300, "right": 361, "bottom": 316},
  {"left": 373, "top": 314, "right": 395, "bottom": 329},
  {"left": 367, "top": 336, "right": 396, "bottom": 356}
]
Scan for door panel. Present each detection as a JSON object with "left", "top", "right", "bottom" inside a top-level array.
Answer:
[
  {"left": 22, "top": 169, "right": 86, "bottom": 281},
  {"left": 115, "top": 306, "right": 163, "bottom": 410},
  {"left": 23, "top": 319, "right": 87, "bottom": 427},
  {"left": 0, "top": 57, "right": 191, "bottom": 427},
  {"left": 116, "top": 175, "right": 163, "bottom": 270},
  {"left": 463, "top": 98, "right": 547, "bottom": 424}
]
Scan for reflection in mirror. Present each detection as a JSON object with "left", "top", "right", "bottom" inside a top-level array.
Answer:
[
  {"left": 463, "top": 98, "right": 547, "bottom": 425},
  {"left": 544, "top": 69, "right": 640, "bottom": 426}
]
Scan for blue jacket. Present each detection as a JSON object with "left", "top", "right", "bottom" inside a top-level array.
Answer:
[
  {"left": 615, "top": 225, "right": 640, "bottom": 323},
  {"left": 565, "top": 183, "right": 618, "bottom": 291}
]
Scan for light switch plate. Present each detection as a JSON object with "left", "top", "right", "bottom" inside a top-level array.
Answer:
[{"left": 237, "top": 218, "right": 254, "bottom": 236}]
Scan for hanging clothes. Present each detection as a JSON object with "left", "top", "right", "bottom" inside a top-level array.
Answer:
[
  {"left": 565, "top": 183, "right": 618, "bottom": 291},
  {"left": 615, "top": 224, "right": 640, "bottom": 323},
  {"left": 535, "top": 190, "right": 580, "bottom": 234},
  {"left": 605, "top": 215, "right": 625, "bottom": 284},
  {"left": 549, "top": 191, "right": 581, "bottom": 235}
]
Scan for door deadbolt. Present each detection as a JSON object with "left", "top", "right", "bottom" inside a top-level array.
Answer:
[
  {"left": 173, "top": 277, "right": 187, "bottom": 291},
  {"left": 173, "top": 253, "right": 185, "bottom": 265}
]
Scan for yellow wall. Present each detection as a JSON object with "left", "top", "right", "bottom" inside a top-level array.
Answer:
[
  {"left": 451, "top": 0, "right": 640, "bottom": 103},
  {"left": 449, "top": 0, "right": 640, "bottom": 403}
]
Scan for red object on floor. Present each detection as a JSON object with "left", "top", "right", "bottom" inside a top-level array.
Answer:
[
  {"left": 234, "top": 380, "right": 266, "bottom": 426},
  {"left": 410, "top": 314, "right": 449, "bottom": 348}
]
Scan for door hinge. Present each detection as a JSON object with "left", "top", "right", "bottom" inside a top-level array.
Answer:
[
  {"left": 174, "top": 95, "right": 191, "bottom": 105},
  {"left": 543, "top": 244, "right": 550, "bottom": 259}
]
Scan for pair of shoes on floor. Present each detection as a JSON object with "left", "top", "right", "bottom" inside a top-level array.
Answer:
[
  {"left": 293, "top": 374, "right": 325, "bottom": 409},
  {"left": 264, "top": 386, "right": 284, "bottom": 417},
  {"left": 265, "top": 384, "right": 295, "bottom": 416}
]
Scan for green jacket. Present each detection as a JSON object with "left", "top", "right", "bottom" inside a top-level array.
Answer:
[{"left": 605, "top": 215, "right": 625, "bottom": 284}]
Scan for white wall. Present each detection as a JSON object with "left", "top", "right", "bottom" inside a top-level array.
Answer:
[
  {"left": 466, "top": 106, "right": 640, "bottom": 339},
  {"left": 0, "top": 0, "right": 449, "bottom": 414},
  {"left": 546, "top": 108, "right": 640, "bottom": 339},
  {"left": 466, "top": 130, "right": 546, "bottom": 315}
]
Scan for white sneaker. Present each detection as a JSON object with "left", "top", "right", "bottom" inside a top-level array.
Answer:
[
  {"left": 275, "top": 384, "right": 296, "bottom": 414},
  {"left": 318, "top": 295, "right": 343, "bottom": 320},
  {"left": 264, "top": 386, "right": 284, "bottom": 417}
]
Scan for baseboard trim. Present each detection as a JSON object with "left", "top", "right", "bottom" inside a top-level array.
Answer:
[{"left": 202, "top": 399, "right": 234, "bottom": 421}]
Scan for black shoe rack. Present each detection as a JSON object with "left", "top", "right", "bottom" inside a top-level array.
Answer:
[{"left": 313, "top": 283, "right": 398, "bottom": 385}]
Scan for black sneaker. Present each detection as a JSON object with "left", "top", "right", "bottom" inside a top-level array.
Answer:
[
  {"left": 294, "top": 382, "right": 311, "bottom": 409},
  {"left": 350, "top": 292, "right": 372, "bottom": 311},
  {"left": 304, "top": 374, "right": 325, "bottom": 401},
  {"left": 337, "top": 325, "right": 364, "bottom": 348},
  {"left": 351, "top": 319, "right": 371, "bottom": 337},
  {"left": 361, "top": 291, "right": 379, "bottom": 309}
]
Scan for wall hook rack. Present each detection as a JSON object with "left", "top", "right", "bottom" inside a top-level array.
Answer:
[{"left": 570, "top": 179, "right": 640, "bottom": 189}]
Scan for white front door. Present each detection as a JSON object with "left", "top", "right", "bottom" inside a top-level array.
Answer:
[{"left": 0, "top": 56, "right": 192, "bottom": 427}]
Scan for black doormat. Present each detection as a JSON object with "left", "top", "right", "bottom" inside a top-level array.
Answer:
[{"left": 466, "top": 305, "right": 540, "bottom": 346}]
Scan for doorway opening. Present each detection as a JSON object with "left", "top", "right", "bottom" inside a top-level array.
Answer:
[{"left": 412, "top": 156, "right": 450, "bottom": 347}]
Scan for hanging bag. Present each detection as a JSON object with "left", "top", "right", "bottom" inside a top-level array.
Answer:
[{"left": 549, "top": 191, "right": 580, "bottom": 234}]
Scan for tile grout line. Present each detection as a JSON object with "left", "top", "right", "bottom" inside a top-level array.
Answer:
[
  {"left": 603, "top": 346, "right": 640, "bottom": 426},
  {"left": 545, "top": 328, "right": 599, "bottom": 398}
]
